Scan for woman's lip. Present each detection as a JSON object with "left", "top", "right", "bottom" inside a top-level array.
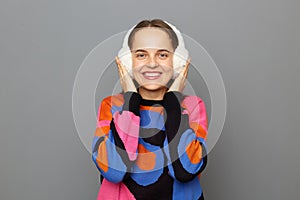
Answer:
[
  {"left": 142, "top": 73, "right": 162, "bottom": 80},
  {"left": 142, "top": 71, "right": 162, "bottom": 74}
]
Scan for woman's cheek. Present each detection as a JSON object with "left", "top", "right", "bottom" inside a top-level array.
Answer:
[
  {"left": 132, "top": 70, "right": 143, "bottom": 84},
  {"left": 161, "top": 65, "right": 173, "bottom": 74}
]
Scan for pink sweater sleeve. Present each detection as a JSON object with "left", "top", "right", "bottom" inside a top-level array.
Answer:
[{"left": 92, "top": 92, "right": 142, "bottom": 183}]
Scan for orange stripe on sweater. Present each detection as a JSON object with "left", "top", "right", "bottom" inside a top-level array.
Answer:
[
  {"left": 94, "top": 127, "right": 109, "bottom": 137},
  {"left": 97, "top": 138, "right": 109, "bottom": 172},
  {"left": 136, "top": 144, "right": 156, "bottom": 170},
  {"left": 186, "top": 140, "right": 202, "bottom": 164},
  {"left": 190, "top": 122, "right": 207, "bottom": 140}
]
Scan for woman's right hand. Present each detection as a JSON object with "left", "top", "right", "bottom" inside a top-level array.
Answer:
[
  {"left": 115, "top": 56, "right": 137, "bottom": 93},
  {"left": 168, "top": 58, "right": 190, "bottom": 93}
]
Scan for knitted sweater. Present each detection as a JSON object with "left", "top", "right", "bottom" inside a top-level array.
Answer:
[{"left": 92, "top": 91, "right": 208, "bottom": 200}]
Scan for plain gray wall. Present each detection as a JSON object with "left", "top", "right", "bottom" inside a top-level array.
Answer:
[{"left": 1, "top": 0, "right": 299, "bottom": 199}]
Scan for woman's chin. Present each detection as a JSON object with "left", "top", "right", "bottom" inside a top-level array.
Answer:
[{"left": 139, "top": 84, "right": 167, "bottom": 91}]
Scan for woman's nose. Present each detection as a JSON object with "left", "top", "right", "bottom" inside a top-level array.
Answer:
[{"left": 147, "top": 55, "right": 158, "bottom": 68}]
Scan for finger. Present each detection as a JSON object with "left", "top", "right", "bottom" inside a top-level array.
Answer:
[
  {"left": 115, "top": 56, "right": 121, "bottom": 69},
  {"left": 116, "top": 57, "right": 130, "bottom": 91},
  {"left": 183, "top": 66, "right": 188, "bottom": 78},
  {"left": 116, "top": 56, "right": 121, "bottom": 69},
  {"left": 184, "top": 58, "right": 191, "bottom": 78},
  {"left": 118, "top": 58, "right": 129, "bottom": 77},
  {"left": 181, "top": 65, "right": 187, "bottom": 77},
  {"left": 116, "top": 63, "right": 123, "bottom": 79},
  {"left": 115, "top": 56, "right": 120, "bottom": 64},
  {"left": 115, "top": 56, "right": 124, "bottom": 77},
  {"left": 184, "top": 58, "right": 190, "bottom": 74},
  {"left": 121, "top": 64, "right": 129, "bottom": 77},
  {"left": 184, "top": 65, "right": 189, "bottom": 79},
  {"left": 116, "top": 63, "right": 125, "bottom": 90},
  {"left": 117, "top": 71, "right": 124, "bottom": 89}
]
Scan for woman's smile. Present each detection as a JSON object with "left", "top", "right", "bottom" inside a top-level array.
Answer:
[
  {"left": 134, "top": 64, "right": 172, "bottom": 89},
  {"left": 142, "top": 71, "right": 162, "bottom": 80}
]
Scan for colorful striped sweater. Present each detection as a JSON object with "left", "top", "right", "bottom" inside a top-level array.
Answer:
[{"left": 92, "top": 91, "right": 208, "bottom": 200}]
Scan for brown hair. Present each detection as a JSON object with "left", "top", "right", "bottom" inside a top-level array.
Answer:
[{"left": 127, "top": 19, "right": 179, "bottom": 51}]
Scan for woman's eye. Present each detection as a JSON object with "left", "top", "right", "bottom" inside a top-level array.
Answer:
[
  {"left": 136, "top": 54, "right": 146, "bottom": 58},
  {"left": 159, "top": 53, "right": 168, "bottom": 58}
]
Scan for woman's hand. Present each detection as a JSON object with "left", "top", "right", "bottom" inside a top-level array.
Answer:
[
  {"left": 115, "top": 56, "right": 137, "bottom": 93},
  {"left": 168, "top": 58, "right": 191, "bottom": 93}
]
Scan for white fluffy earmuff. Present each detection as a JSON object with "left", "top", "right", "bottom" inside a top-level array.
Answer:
[{"left": 117, "top": 20, "right": 189, "bottom": 79}]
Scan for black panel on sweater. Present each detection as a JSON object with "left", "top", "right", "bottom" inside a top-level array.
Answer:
[
  {"left": 139, "top": 128, "right": 166, "bottom": 147},
  {"left": 123, "top": 166, "right": 173, "bottom": 200}
]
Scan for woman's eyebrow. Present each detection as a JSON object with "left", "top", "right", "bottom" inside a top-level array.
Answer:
[
  {"left": 157, "top": 49, "right": 172, "bottom": 53},
  {"left": 133, "top": 49, "right": 172, "bottom": 53},
  {"left": 133, "top": 49, "right": 147, "bottom": 53}
]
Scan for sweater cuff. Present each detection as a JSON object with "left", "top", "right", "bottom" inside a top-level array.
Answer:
[{"left": 122, "top": 91, "right": 142, "bottom": 117}]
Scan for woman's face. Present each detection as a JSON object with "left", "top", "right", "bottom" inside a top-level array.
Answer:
[{"left": 131, "top": 27, "right": 174, "bottom": 91}]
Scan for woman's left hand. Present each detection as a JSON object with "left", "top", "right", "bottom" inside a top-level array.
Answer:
[
  {"left": 168, "top": 58, "right": 191, "bottom": 93},
  {"left": 115, "top": 56, "right": 138, "bottom": 93}
]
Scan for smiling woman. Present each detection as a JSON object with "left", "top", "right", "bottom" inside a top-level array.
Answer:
[
  {"left": 92, "top": 19, "right": 208, "bottom": 200},
  {"left": 130, "top": 27, "right": 174, "bottom": 99}
]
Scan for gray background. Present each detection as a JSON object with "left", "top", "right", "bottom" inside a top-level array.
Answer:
[{"left": 1, "top": 0, "right": 299, "bottom": 199}]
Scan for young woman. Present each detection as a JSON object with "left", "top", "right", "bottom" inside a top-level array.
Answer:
[{"left": 92, "top": 19, "right": 208, "bottom": 200}]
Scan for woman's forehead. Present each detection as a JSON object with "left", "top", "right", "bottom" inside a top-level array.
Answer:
[{"left": 131, "top": 27, "right": 173, "bottom": 51}]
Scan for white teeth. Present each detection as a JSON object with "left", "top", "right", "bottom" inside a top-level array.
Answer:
[{"left": 143, "top": 72, "right": 161, "bottom": 77}]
